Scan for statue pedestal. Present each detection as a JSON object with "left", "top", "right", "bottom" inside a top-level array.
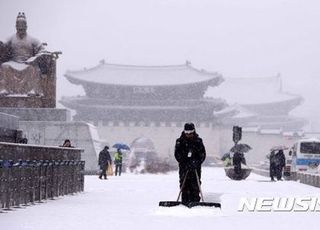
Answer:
[
  {"left": 0, "top": 108, "right": 100, "bottom": 172},
  {"left": 0, "top": 107, "right": 70, "bottom": 121},
  {"left": 0, "top": 52, "right": 57, "bottom": 108},
  {"left": 0, "top": 95, "right": 55, "bottom": 108}
]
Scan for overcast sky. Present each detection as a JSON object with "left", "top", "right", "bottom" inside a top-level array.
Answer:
[{"left": 0, "top": 0, "right": 320, "bottom": 129}]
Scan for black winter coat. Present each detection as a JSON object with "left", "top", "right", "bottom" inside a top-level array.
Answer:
[
  {"left": 233, "top": 152, "right": 246, "bottom": 166},
  {"left": 275, "top": 151, "right": 286, "bottom": 167},
  {"left": 98, "top": 148, "right": 112, "bottom": 169},
  {"left": 174, "top": 132, "right": 206, "bottom": 170}
]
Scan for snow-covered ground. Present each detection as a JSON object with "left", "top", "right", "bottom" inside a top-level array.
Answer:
[{"left": 1, "top": 167, "right": 319, "bottom": 230}]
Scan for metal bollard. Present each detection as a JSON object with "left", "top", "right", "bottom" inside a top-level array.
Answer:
[
  {"left": 64, "top": 161, "right": 70, "bottom": 195},
  {"left": 53, "top": 161, "right": 61, "bottom": 198},
  {"left": 0, "top": 160, "right": 4, "bottom": 212},
  {"left": 43, "top": 160, "right": 49, "bottom": 200},
  {"left": 70, "top": 160, "right": 76, "bottom": 194},
  {"left": 22, "top": 160, "right": 33, "bottom": 206},
  {"left": 80, "top": 161, "right": 85, "bottom": 192},
  {"left": 36, "top": 160, "right": 44, "bottom": 203},
  {"left": 47, "top": 161, "right": 54, "bottom": 200},
  {"left": 75, "top": 161, "right": 82, "bottom": 193},
  {"left": 58, "top": 161, "right": 65, "bottom": 196},
  {"left": 29, "top": 160, "right": 38, "bottom": 205},
  {"left": 3, "top": 160, "right": 14, "bottom": 211},
  {"left": 13, "top": 160, "right": 23, "bottom": 208}
]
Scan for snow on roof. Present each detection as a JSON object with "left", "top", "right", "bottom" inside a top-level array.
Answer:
[
  {"left": 205, "top": 76, "right": 301, "bottom": 105},
  {"left": 298, "top": 137, "right": 320, "bottom": 142},
  {"left": 232, "top": 104, "right": 257, "bottom": 118},
  {"left": 213, "top": 104, "right": 237, "bottom": 118},
  {"left": 259, "top": 129, "right": 283, "bottom": 135},
  {"left": 242, "top": 126, "right": 260, "bottom": 132},
  {"left": 65, "top": 62, "right": 222, "bottom": 86},
  {"left": 282, "top": 131, "right": 304, "bottom": 137},
  {"left": 215, "top": 103, "right": 257, "bottom": 119}
]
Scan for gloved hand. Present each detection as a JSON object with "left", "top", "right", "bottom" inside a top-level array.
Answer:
[{"left": 187, "top": 160, "right": 199, "bottom": 170}]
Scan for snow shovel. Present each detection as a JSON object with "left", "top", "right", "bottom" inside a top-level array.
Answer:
[
  {"left": 187, "top": 170, "right": 221, "bottom": 208},
  {"left": 158, "top": 170, "right": 190, "bottom": 207},
  {"left": 159, "top": 170, "right": 221, "bottom": 208}
]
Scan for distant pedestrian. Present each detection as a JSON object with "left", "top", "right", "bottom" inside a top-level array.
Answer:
[
  {"left": 114, "top": 149, "right": 123, "bottom": 176},
  {"left": 269, "top": 150, "right": 277, "bottom": 181},
  {"left": 269, "top": 150, "right": 286, "bottom": 181},
  {"left": 233, "top": 151, "right": 246, "bottom": 177},
  {"left": 98, "top": 146, "right": 112, "bottom": 180},
  {"left": 62, "top": 139, "right": 73, "bottom": 147},
  {"left": 275, "top": 150, "right": 286, "bottom": 180}
]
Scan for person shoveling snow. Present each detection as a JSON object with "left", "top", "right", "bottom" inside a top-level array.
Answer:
[{"left": 159, "top": 123, "right": 221, "bottom": 209}]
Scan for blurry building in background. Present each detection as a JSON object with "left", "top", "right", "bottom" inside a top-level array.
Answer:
[
  {"left": 61, "top": 60, "right": 225, "bottom": 123},
  {"left": 206, "top": 75, "right": 306, "bottom": 131},
  {"left": 60, "top": 61, "right": 305, "bottom": 164},
  {"left": 60, "top": 61, "right": 225, "bottom": 163}
]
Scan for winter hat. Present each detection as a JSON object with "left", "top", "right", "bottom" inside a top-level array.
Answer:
[{"left": 184, "top": 123, "right": 195, "bottom": 134}]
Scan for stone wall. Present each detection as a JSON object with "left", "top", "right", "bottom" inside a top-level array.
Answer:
[
  {"left": 96, "top": 122, "right": 219, "bottom": 162},
  {"left": 0, "top": 142, "right": 82, "bottom": 161},
  {"left": 0, "top": 112, "right": 19, "bottom": 129},
  {"left": 19, "top": 121, "right": 101, "bottom": 171},
  {"left": 96, "top": 123, "right": 300, "bottom": 165}
]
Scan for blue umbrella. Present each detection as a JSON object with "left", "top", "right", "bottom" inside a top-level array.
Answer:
[{"left": 112, "top": 143, "right": 130, "bottom": 150}]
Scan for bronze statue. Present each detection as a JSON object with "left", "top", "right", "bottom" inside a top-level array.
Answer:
[
  {"left": 0, "top": 12, "right": 60, "bottom": 100},
  {"left": 5, "top": 12, "right": 44, "bottom": 63}
]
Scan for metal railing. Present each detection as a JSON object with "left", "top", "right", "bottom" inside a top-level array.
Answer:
[{"left": 0, "top": 159, "right": 85, "bottom": 211}]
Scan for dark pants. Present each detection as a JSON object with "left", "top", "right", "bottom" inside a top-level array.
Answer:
[
  {"left": 276, "top": 165, "right": 284, "bottom": 180},
  {"left": 99, "top": 165, "right": 108, "bottom": 179},
  {"left": 115, "top": 164, "right": 122, "bottom": 176},
  {"left": 179, "top": 166, "right": 201, "bottom": 204},
  {"left": 270, "top": 164, "right": 283, "bottom": 180}
]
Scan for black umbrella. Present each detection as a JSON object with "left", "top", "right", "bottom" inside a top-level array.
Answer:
[
  {"left": 224, "top": 167, "right": 252, "bottom": 180},
  {"left": 270, "top": 145, "right": 288, "bottom": 151},
  {"left": 230, "top": 143, "right": 252, "bottom": 153}
]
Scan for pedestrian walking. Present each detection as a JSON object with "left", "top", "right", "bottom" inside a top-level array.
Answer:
[
  {"left": 114, "top": 149, "right": 123, "bottom": 176},
  {"left": 98, "top": 146, "right": 112, "bottom": 180}
]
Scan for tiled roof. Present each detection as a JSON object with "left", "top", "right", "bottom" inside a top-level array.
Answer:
[
  {"left": 205, "top": 76, "right": 302, "bottom": 105},
  {"left": 65, "top": 62, "right": 223, "bottom": 86}
]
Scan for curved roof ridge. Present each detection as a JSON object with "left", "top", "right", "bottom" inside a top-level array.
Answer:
[
  {"left": 66, "top": 61, "right": 191, "bottom": 75},
  {"left": 226, "top": 75, "right": 280, "bottom": 80},
  {"left": 65, "top": 60, "right": 223, "bottom": 87},
  {"left": 103, "top": 62, "right": 188, "bottom": 69},
  {"left": 66, "top": 62, "right": 105, "bottom": 74},
  {"left": 186, "top": 64, "right": 221, "bottom": 77}
]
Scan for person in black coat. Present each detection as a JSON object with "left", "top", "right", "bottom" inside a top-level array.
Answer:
[
  {"left": 269, "top": 150, "right": 277, "bottom": 181},
  {"left": 98, "top": 146, "right": 112, "bottom": 179},
  {"left": 233, "top": 151, "right": 246, "bottom": 177},
  {"left": 174, "top": 123, "right": 206, "bottom": 204},
  {"left": 275, "top": 150, "right": 286, "bottom": 180}
]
